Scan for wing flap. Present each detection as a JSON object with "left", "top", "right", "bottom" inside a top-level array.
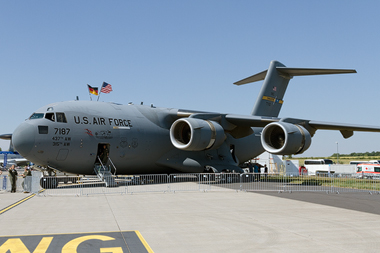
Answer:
[{"left": 340, "top": 130, "right": 354, "bottom": 139}]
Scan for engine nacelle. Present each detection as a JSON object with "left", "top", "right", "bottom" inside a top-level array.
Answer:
[
  {"left": 261, "top": 122, "right": 311, "bottom": 155},
  {"left": 170, "top": 118, "right": 226, "bottom": 151}
]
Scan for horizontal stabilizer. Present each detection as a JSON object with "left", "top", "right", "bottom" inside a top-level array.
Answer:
[
  {"left": 233, "top": 70, "right": 268, "bottom": 85},
  {"left": 234, "top": 67, "right": 356, "bottom": 85},
  {"left": 277, "top": 67, "right": 357, "bottom": 77}
]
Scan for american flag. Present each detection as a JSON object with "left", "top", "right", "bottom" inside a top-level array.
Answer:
[{"left": 100, "top": 82, "right": 113, "bottom": 93}]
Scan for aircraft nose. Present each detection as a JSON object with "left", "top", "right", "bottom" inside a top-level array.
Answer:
[{"left": 12, "top": 121, "right": 35, "bottom": 157}]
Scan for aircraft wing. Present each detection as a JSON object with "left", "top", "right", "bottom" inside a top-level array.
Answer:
[
  {"left": 306, "top": 120, "right": 380, "bottom": 138},
  {"left": 306, "top": 120, "right": 380, "bottom": 132},
  {"left": 178, "top": 111, "right": 380, "bottom": 139},
  {"left": 224, "top": 114, "right": 380, "bottom": 138}
]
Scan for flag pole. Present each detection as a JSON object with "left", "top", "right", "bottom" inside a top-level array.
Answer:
[
  {"left": 97, "top": 89, "right": 102, "bottom": 101},
  {"left": 97, "top": 82, "right": 105, "bottom": 101}
]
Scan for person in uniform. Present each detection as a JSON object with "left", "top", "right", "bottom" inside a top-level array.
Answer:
[
  {"left": 8, "top": 165, "right": 18, "bottom": 193},
  {"left": 98, "top": 144, "right": 109, "bottom": 165},
  {"left": 21, "top": 166, "right": 32, "bottom": 193}
]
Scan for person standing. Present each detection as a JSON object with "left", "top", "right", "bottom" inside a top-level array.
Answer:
[
  {"left": 8, "top": 165, "right": 18, "bottom": 193},
  {"left": 253, "top": 163, "right": 259, "bottom": 181},
  {"left": 21, "top": 166, "right": 32, "bottom": 193},
  {"left": 248, "top": 161, "right": 254, "bottom": 181},
  {"left": 257, "top": 164, "right": 261, "bottom": 182},
  {"left": 264, "top": 164, "right": 268, "bottom": 180},
  {"left": 98, "top": 144, "right": 109, "bottom": 165}
]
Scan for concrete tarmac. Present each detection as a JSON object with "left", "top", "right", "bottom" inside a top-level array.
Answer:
[{"left": 1, "top": 189, "right": 380, "bottom": 252}]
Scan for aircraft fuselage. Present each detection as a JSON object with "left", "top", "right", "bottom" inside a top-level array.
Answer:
[
  {"left": 12, "top": 101, "right": 263, "bottom": 175},
  {"left": 12, "top": 61, "right": 380, "bottom": 175}
]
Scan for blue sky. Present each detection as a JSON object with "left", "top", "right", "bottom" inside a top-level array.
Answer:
[{"left": 1, "top": 1, "right": 379, "bottom": 157}]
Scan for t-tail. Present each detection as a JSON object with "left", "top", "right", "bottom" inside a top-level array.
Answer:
[{"left": 234, "top": 60, "right": 356, "bottom": 117}]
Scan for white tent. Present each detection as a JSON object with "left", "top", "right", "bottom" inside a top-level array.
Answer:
[{"left": 252, "top": 152, "right": 300, "bottom": 176}]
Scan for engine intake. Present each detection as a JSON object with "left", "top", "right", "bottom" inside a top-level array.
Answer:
[
  {"left": 170, "top": 118, "right": 226, "bottom": 151},
  {"left": 261, "top": 122, "right": 311, "bottom": 155}
]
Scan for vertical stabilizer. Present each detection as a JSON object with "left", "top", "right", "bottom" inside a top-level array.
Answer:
[
  {"left": 234, "top": 60, "right": 356, "bottom": 117},
  {"left": 250, "top": 61, "right": 289, "bottom": 117}
]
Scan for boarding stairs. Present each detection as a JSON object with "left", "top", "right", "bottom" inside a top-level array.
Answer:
[{"left": 94, "top": 157, "right": 117, "bottom": 187}]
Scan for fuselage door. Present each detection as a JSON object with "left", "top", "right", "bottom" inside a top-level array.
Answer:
[{"left": 96, "top": 143, "right": 110, "bottom": 166}]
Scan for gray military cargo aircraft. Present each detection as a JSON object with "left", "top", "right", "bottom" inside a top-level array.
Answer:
[{"left": 10, "top": 61, "right": 380, "bottom": 179}]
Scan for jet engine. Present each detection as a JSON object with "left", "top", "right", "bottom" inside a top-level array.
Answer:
[
  {"left": 170, "top": 118, "right": 226, "bottom": 151},
  {"left": 261, "top": 122, "right": 311, "bottom": 155}
]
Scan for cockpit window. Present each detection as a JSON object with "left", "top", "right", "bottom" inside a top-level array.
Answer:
[
  {"left": 45, "top": 113, "right": 55, "bottom": 122},
  {"left": 29, "top": 113, "right": 44, "bottom": 120},
  {"left": 56, "top": 113, "right": 67, "bottom": 123}
]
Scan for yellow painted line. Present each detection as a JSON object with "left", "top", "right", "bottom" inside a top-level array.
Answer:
[
  {"left": 0, "top": 189, "right": 45, "bottom": 215},
  {"left": 0, "top": 194, "right": 36, "bottom": 215},
  {"left": 135, "top": 230, "right": 154, "bottom": 253}
]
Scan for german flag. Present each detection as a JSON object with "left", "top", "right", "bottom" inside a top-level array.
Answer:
[{"left": 87, "top": 84, "right": 99, "bottom": 95}]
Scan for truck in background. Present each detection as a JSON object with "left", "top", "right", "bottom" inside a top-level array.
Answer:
[{"left": 356, "top": 163, "right": 380, "bottom": 179}]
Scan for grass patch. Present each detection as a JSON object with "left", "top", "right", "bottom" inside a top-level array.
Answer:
[{"left": 265, "top": 175, "right": 380, "bottom": 191}]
